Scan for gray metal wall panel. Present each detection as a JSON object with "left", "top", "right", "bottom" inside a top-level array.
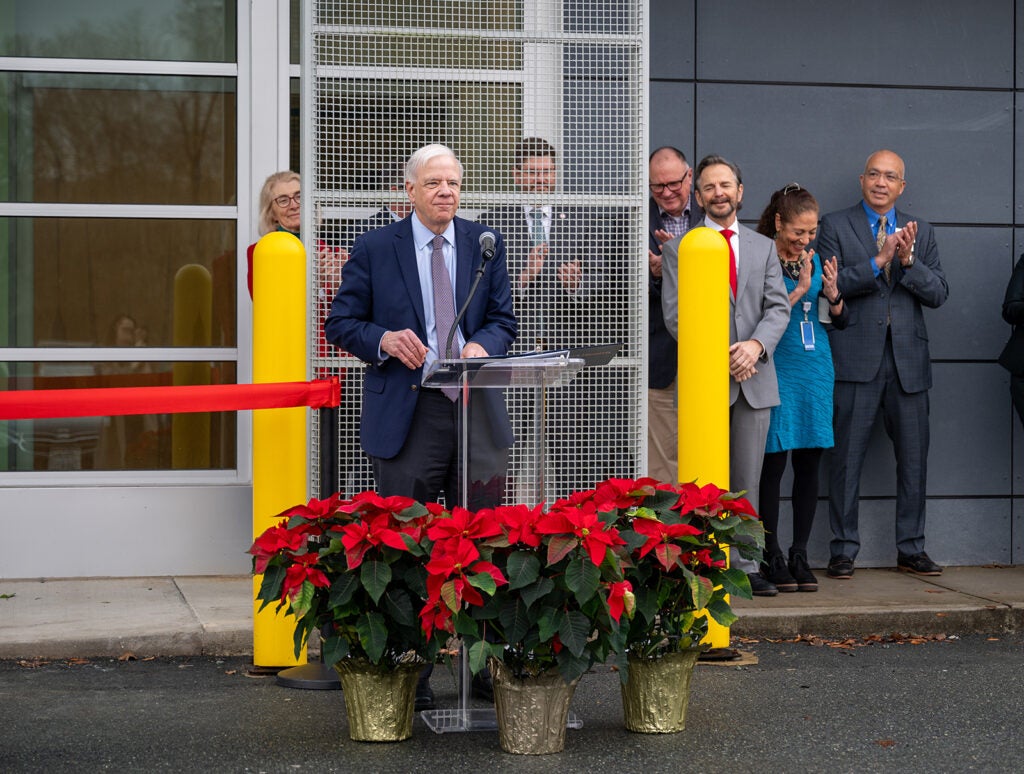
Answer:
[
  {"left": 1017, "top": 100, "right": 1024, "bottom": 224},
  {"left": 693, "top": 83, "right": 1012, "bottom": 225},
  {"left": 929, "top": 363, "right": 1012, "bottom": 496},
  {"left": 649, "top": 0, "right": 695, "bottom": 80},
  {"left": 924, "top": 499, "right": 1013, "bottom": 565},
  {"left": 925, "top": 227, "right": 1011, "bottom": 361},
  {"left": 695, "top": 0, "right": 1014, "bottom": 89},
  {"left": 649, "top": 81, "right": 695, "bottom": 158},
  {"left": 650, "top": 1, "right": 1020, "bottom": 564}
]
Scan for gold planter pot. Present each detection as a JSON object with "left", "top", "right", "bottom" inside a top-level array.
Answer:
[
  {"left": 490, "top": 658, "right": 580, "bottom": 755},
  {"left": 334, "top": 659, "right": 422, "bottom": 742},
  {"left": 620, "top": 648, "right": 701, "bottom": 733}
]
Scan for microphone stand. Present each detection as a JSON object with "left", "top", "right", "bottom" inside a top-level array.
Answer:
[{"left": 445, "top": 256, "right": 493, "bottom": 359}]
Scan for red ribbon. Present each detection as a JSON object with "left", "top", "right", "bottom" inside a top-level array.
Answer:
[{"left": 0, "top": 378, "right": 341, "bottom": 420}]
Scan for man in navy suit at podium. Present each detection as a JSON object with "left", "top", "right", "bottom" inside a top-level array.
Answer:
[{"left": 325, "top": 144, "right": 517, "bottom": 709}]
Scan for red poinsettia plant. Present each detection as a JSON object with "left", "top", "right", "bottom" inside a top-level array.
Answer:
[
  {"left": 250, "top": 476, "right": 763, "bottom": 681},
  {"left": 422, "top": 494, "right": 635, "bottom": 685},
  {"left": 598, "top": 477, "right": 765, "bottom": 662},
  {"left": 250, "top": 491, "right": 442, "bottom": 669}
]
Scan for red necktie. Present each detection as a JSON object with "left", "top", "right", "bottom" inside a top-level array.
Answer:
[{"left": 720, "top": 228, "right": 737, "bottom": 295}]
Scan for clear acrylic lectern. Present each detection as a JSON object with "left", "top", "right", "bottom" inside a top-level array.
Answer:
[{"left": 418, "top": 350, "right": 589, "bottom": 734}]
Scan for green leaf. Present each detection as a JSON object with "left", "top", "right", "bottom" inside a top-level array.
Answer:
[
  {"left": 537, "top": 607, "right": 564, "bottom": 644},
  {"left": 395, "top": 500, "right": 430, "bottom": 522},
  {"left": 453, "top": 612, "right": 480, "bottom": 639},
  {"left": 631, "top": 584, "right": 660, "bottom": 625},
  {"left": 505, "top": 551, "right": 541, "bottom": 590},
  {"left": 687, "top": 572, "right": 713, "bottom": 610},
  {"left": 356, "top": 611, "right": 388, "bottom": 664},
  {"left": 468, "top": 639, "right": 498, "bottom": 675},
  {"left": 564, "top": 553, "right": 601, "bottom": 605},
  {"left": 328, "top": 572, "right": 359, "bottom": 608},
  {"left": 556, "top": 650, "right": 591, "bottom": 684},
  {"left": 321, "top": 633, "right": 349, "bottom": 668},
  {"left": 256, "top": 563, "right": 287, "bottom": 604},
  {"left": 546, "top": 535, "right": 578, "bottom": 565},
  {"left": 499, "top": 597, "right": 531, "bottom": 644},
  {"left": 291, "top": 580, "right": 316, "bottom": 619},
  {"left": 719, "top": 567, "right": 752, "bottom": 599},
  {"left": 382, "top": 588, "right": 416, "bottom": 628},
  {"left": 520, "top": 576, "right": 555, "bottom": 609},
  {"left": 558, "top": 610, "right": 592, "bottom": 658},
  {"left": 704, "top": 596, "right": 738, "bottom": 628},
  {"left": 467, "top": 571, "right": 497, "bottom": 597},
  {"left": 360, "top": 560, "right": 392, "bottom": 605}
]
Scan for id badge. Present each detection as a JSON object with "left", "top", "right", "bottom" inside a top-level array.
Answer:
[{"left": 800, "top": 320, "right": 815, "bottom": 351}]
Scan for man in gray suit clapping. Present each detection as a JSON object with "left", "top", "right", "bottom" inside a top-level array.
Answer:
[{"left": 661, "top": 154, "right": 790, "bottom": 596}]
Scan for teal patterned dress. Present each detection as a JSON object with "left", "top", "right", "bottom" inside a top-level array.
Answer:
[{"left": 764, "top": 254, "right": 836, "bottom": 453}]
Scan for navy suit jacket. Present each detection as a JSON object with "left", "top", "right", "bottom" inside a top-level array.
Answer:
[
  {"left": 478, "top": 205, "right": 610, "bottom": 350},
  {"left": 648, "top": 195, "right": 702, "bottom": 389},
  {"left": 817, "top": 203, "right": 948, "bottom": 394},
  {"left": 324, "top": 215, "right": 518, "bottom": 459}
]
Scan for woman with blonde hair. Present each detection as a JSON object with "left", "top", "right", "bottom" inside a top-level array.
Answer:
[{"left": 246, "top": 170, "right": 301, "bottom": 297}]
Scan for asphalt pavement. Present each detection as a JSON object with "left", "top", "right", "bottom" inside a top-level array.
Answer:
[
  {"left": 1, "top": 565, "right": 1021, "bottom": 660},
  {"left": 1, "top": 634, "right": 1021, "bottom": 772}
]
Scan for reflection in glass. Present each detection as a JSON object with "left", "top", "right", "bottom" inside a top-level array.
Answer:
[
  {"left": 2, "top": 218, "right": 237, "bottom": 349},
  {"left": 2, "top": 72, "right": 237, "bottom": 206},
  {"left": 0, "top": 0, "right": 236, "bottom": 62},
  {"left": 1, "top": 361, "right": 238, "bottom": 472}
]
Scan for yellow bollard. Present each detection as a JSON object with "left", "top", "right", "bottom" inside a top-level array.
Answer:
[
  {"left": 676, "top": 227, "right": 731, "bottom": 648},
  {"left": 172, "top": 264, "right": 213, "bottom": 468},
  {"left": 252, "top": 231, "right": 309, "bottom": 668}
]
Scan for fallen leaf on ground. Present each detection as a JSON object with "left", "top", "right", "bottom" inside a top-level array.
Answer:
[
  {"left": 876, "top": 739, "right": 896, "bottom": 748},
  {"left": 118, "top": 652, "right": 137, "bottom": 662}
]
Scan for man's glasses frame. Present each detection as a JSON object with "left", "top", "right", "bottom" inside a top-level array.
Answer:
[{"left": 649, "top": 168, "right": 692, "bottom": 194}]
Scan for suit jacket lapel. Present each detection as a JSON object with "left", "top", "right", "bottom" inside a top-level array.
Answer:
[
  {"left": 453, "top": 217, "right": 476, "bottom": 313},
  {"left": 394, "top": 220, "right": 426, "bottom": 334},
  {"left": 734, "top": 225, "right": 753, "bottom": 303},
  {"left": 849, "top": 204, "right": 879, "bottom": 258}
]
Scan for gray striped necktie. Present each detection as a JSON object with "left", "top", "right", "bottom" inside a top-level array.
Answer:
[{"left": 430, "top": 234, "right": 459, "bottom": 401}]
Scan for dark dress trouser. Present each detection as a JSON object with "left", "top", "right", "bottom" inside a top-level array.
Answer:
[{"left": 829, "top": 333, "right": 929, "bottom": 561}]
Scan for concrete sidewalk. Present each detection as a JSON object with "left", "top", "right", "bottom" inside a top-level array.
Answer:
[{"left": 1, "top": 566, "right": 1021, "bottom": 660}]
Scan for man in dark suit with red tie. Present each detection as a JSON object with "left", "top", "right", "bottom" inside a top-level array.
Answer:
[
  {"left": 325, "top": 145, "right": 517, "bottom": 708},
  {"left": 817, "top": 149, "right": 949, "bottom": 580}
]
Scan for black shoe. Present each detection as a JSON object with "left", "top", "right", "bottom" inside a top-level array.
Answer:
[
  {"left": 747, "top": 571, "right": 778, "bottom": 597},
  {"left": 414, "top": 680, "right": 436, "bottom": 711},
  {"left": 897, "top": 552, "right": 942, "bottom": 576},
  {"left": 761, "top": 551, "right": 798, "bottom": 592},
  {"left": 827, "top": 555, "right": 855, "bottom": 579},
  {"left": 788, "top": 549, "right": 818, "bottom": 592},
  {"left": 471, "top": 672, "right": 494, "bottom": 702}
]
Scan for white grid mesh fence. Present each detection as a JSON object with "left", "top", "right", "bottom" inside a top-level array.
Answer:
[{"left": 307, "top": 0, "right": 647, "bottom": 504}]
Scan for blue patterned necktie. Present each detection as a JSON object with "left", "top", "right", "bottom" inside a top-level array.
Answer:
[{"left": 529, "top": 207, "right": 546, "bottom": 246}]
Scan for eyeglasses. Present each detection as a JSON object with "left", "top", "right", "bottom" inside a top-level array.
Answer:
[
  {"left": 864, "top": 169, "right": 903, "bottom": 184},
  {"left": 273, "top": 192, "right": 301, "bottom": 207},
  {"left": 781, "top": 182, "right": 803, "bottom": 195},
  {"left": 649, "top": 169, "right": 691, "bottom": 194}
]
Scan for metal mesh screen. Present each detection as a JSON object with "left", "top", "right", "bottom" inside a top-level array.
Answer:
[{"left": 307, "top": 0, "right": 647, "bottom": 504}]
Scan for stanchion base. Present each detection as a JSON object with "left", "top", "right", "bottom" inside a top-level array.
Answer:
[
  {"left": 420, "top": 707, "right": 582, "bottom": 734},
  {"left": 275, "top": 662, "right": 342, "bottom": 690}
]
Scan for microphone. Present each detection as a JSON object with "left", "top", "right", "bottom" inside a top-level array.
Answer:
[
  {"left": 445, "top": 231, "right": 499, "bottom": 359},
  {"left": 479, "top": 231, "right": 496, "bottom": 261}
]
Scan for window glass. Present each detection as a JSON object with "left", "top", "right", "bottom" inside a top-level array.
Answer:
[
  {"left": 1, "top": 218, "right": 237, "bottom": 348},
  {"left": 0, "top": 0, "right": 237, "bottom": 62},
  {"left": 1, "top": 72, "right": 237, "bottom": 206},
  {"left": 1, "top": 361, "right": 238, "bottom": 471}
]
